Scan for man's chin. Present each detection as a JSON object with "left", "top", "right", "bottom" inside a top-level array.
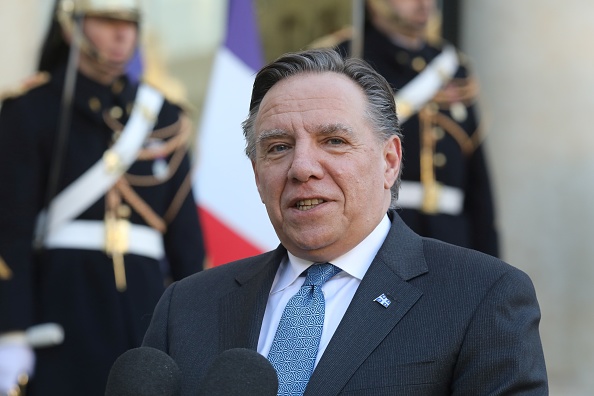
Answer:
[
  {"left": 98, "top": 50, "right": 134, "bottom": 68},
  {"left": 96, "top": 59, "right": 129, "bottom": 75},
  {"left": 106, "top": 58, "right": 131, "bottom": 68},
  {"left": 283, "top": 236, "right": 339, "bottom": 262}
]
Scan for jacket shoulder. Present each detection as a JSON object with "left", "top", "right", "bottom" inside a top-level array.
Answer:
[
  {"left": 0, "top": 72, "right": 51, "bottom": 103},
  {"left": 307, "top": 26, "right": 353, "bottom": 50},
  {"left": 174, "top": 250, "right": 281, "bottom": 291},
  {"left": 422, "top": 237, "right": 525, "bottom": 283}
]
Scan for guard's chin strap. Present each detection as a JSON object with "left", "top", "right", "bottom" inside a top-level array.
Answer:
[{"left": 36, "top": 13, "right": 84, "bottom": 250}]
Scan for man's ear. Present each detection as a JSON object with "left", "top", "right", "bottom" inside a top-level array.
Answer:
[{"left": 383, "top": 135, "right": 402, "bottom": 189}]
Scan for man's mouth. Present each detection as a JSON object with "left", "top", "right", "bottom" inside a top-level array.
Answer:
[{"left": 295, "top": 199, "right": 325, "bottom": 211}]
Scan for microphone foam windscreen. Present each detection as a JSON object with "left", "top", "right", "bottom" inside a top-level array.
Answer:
[
  {"left": 197, "top": 348, "right": 278, "bottom": 396},
  {"left": 105, "top": 347, "right": 181, "bottom": 396}
]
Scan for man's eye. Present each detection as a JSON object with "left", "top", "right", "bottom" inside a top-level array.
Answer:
[
  {"left": 269, "top": 144, "right": 289, "bottom": 153},
  {"left": 327, "top": 138, "right": 345, "bottom": 145}
]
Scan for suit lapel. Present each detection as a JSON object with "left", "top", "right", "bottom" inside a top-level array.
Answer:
[
  {"left": 218, "top": 246, "right": 285, "bottom": 352},
  {"left": 306, "top": 212, "right": 428, "bottom": 396}
]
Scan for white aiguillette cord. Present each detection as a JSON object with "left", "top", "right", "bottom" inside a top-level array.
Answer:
[
  {"left": 395, "top": 44, "right": 459, "bottom": 123},
  {"left": 35, "top": 84, "right": 164, "bottom": 244}
]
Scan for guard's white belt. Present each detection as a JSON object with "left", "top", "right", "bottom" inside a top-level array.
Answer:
[
  {"left": 44, "top": 220, "right": 164, "bottom": 260},
  {"left": 398, "top": 181, "right": 464, "bottom": 215}
]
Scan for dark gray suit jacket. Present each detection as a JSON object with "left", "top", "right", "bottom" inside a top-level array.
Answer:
[{"left": 143, "top": 211, "right": 547, "bottom": 395}]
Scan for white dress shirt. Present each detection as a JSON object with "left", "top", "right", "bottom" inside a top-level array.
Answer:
[{"left": 257, "top": 215, "right": 391, "bottom": 367}]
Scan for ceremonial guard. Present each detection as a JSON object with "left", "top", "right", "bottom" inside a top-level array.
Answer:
[
  {"left": 0, "top": 1, "right": 205, "bottom": 395},
  {"left": 328, "top": 0, "right": 499, "bottom": 256}
]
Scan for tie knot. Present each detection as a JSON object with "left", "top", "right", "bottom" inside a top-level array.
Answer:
[{"left": 303, "top": 263, "right": 341, "bottom": 287}]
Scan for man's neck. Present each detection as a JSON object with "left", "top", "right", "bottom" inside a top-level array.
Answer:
[{"left": 387, "top": 30, "right": 425, "bottom": 50}]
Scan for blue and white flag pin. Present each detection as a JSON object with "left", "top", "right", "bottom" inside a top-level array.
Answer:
[{"left": 374, "top": 293, "right": 392, "bottom": 308}]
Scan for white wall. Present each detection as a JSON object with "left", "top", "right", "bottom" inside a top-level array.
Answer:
[
  {"left": 462, "top": 1, "right": 594, "bottom": 394},
  {"left": 0, "top": 1, "right": 54, "bottom": 91}
]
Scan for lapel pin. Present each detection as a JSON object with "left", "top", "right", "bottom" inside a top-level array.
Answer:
[{"left": 374, "top": 293, "right": 392, "bottom": 308}]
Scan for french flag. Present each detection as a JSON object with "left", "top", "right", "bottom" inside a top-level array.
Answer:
[{"left": 193, "top": 0, "right": 279, "bottom": 267}]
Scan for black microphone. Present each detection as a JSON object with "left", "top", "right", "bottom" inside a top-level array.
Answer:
[
  {"left": 105, "top": 347, "right": 181, "bottom": 396},
  {"left": 197, "top": 348, "right": 278, "bottom": 396}
]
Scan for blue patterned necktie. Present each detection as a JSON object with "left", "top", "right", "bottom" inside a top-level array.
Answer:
[{"left": 267, "top": 263, "right": 342, "bottom": 396}]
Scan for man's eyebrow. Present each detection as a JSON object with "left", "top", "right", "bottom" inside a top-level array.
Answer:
[
  {"left": 318, "top": 123, "right": 355, "bottom": 137},
  {"left": 256, "top": 129, "right": 288, "bottom": 145}
]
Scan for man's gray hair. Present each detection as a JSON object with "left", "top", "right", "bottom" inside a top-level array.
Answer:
[{"left": 241, "top": 48, "right": 403, "bottom": 206}]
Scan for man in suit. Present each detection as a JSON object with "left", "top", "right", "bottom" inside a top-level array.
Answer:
[{"left": 143, "top": 49, "right": 547, "bottom": 395}]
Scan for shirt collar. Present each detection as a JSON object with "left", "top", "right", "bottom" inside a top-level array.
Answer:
[{"left": 271, "top": 214, "right": 392, "bottom": 293}]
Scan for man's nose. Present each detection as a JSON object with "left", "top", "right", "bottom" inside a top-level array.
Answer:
[
  {"left": 287, "top": 145, "right": 324, "bottom": 183},
  {"left": 113, "top": 20, "right": 136, "bottom": 36}
]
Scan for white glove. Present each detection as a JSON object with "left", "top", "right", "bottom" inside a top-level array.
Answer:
[{"left": 0, "top": 334, "right": 35, "bottom": 394}]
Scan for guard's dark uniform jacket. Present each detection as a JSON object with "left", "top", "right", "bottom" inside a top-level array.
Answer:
[
  {"left": 337, "top": 22, "right": 499, "bottom": 257},
  {"left": 0, "top": 63, "right": 205, "bottom": 395}
]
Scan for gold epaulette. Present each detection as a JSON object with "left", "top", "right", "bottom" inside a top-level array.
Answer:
[
  {"left": 0, "top": 255, "right": 13, "bottom": 280},
  {"left": 0, "top": 72, "right": 50, "bottom": 102},
  {"left": 307, "top": 26, "right": 353, "bottom": 49},
  {"left": 141, "top": 48, "right": 196, "bottom": 114},
  {"left": 142, "top": 74, "right": 196, "bottom": 114}
]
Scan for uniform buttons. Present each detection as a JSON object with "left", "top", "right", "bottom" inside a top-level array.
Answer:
[
  {"left": 109, "top": 106, "right": 124, "bottom": 119},
  {"left": 103, "top": 150, "right": 122, "bottom": 174},
  {"left": 450, "top": 102, "right": 468, "bottom": 122},
  {"left": 433, "top": 126, "right": 445, "bottom": 140},
  {"left": 89, "top": 97, "right": 101, "bottom": 112},
  {"left": 412, "top": 57, "right": 426, "bottom": 72},
  {"left": 117, "top": 204, "right": 131, "bottom": 218},
  {"left": 434, "top": 153, "right": 447, "bottom": 168}
]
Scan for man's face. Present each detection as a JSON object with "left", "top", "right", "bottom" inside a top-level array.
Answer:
[
  {"left": 252, "top": 72, "right": 401, "bottom": 263},
  {"left": 384, "top": 0, "right": 435, "bottom": 31},
  {"left": 83, "top": 16, "right": 137, "bottom": 67}
]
